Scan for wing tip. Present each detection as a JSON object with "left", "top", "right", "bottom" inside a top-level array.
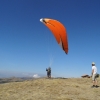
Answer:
[
  {"left": 40, "top": 18, "right": 43, "bottom": 22},
  {"left": 65, "top": 51, "right": 68, "bottom": 54}
]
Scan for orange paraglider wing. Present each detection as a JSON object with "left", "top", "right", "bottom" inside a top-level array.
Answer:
[{"left": 40, "top": 18, "right": 68, "bottom": 54}]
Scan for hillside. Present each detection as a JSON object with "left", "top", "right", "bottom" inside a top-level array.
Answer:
[
  {"left": 0, "top": 77, "right": 100, "bottom": 100},
  {"left": 0, "top": 77, "right": 35, "bottom": 84}
]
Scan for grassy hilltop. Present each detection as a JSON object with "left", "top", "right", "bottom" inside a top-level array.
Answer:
[{"left": 0, "top": 77, "right": 100, "bottom": 100}]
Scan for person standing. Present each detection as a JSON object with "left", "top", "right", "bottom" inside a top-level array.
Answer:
[
  {"left": 91, "top": 62, "right": 98, "bottom": 88},
  {"left": 46, "top": 67, "right": 51, "bottom": 78}
]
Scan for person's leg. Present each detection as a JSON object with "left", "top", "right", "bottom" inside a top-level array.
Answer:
[
  {"left": 95, "top": 79, "right": 98, "bottom": 87},
  {"left": 93, "top": 81, "right": 95, "bottom": 85},
  {"left": 92, "top": 74, "right": 99, "bottom": 88},
  {"left": 94, "top": 74, "right": 98, "bottom": 86},
  {"left": 95, "top": 80, "right": 97, "bottom": 85},
  {"left": 91, "top": 74, "right": 95, "bottom": 87},
  {"left": 47, "top": 72, "right": 49, "bottom": 78},
  {"left": 48, "top": 72, "right": 50, "bottom": 78},
  {"left": 49, "top": 73, "right": 51, "bottom": 78},
  {"left": 95, "top": 74, "right": 98, "bottom": 86}
]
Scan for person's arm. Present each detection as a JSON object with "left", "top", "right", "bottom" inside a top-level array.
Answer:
[{"left": 91, "top": 69, "right": 94, "bottom": 76}]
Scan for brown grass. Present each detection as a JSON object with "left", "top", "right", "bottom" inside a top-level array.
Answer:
[{"left": 0, "top": 77, "right": 100, "bottom": 100}]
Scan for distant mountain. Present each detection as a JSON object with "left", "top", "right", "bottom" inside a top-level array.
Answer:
[
  {"left": 0, "top": 77, "right": 24, "bottom": 84},
  {"left": 0, "top": 71, "right": 47, "bottom": 84},
  {"left": 0, "top": 77, "right": 43, "bottom": 84},
  {"left": 0, "top": 70, "right": 46, "bottom": 78}
]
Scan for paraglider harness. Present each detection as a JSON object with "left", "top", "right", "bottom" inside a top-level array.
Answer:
[{"left": 46, "top": 67, "right": 51, "bottom": 78}]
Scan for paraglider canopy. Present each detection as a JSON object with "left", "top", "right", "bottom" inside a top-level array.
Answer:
[{"left": 40, "top": 18, "right": 68, "bottom": 54}]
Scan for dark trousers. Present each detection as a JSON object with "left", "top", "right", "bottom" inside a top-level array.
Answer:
[{"left": 47, "top": 71, "right": 51, "bottom": 78}]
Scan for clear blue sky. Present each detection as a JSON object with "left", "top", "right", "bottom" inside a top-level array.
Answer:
[{"left": 0, "top": 0, "right": 100, "bottom": 78}]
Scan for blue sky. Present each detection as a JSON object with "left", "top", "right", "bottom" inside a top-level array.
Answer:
[{"left": 0, "top": 0, "right": 100, "bottom": 78}]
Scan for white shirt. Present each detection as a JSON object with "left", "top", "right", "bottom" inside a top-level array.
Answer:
[{"left": 92, "top": 66, "right": 97, "bottom": 74}]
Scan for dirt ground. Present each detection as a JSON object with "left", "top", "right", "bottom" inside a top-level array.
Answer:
[{"left": 0, "top": 77, "right": 100, "bottom": 100}]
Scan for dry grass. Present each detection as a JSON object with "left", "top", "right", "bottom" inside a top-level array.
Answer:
[{"left": 0, "top": 77, "right": 100, "bottom": 100}]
